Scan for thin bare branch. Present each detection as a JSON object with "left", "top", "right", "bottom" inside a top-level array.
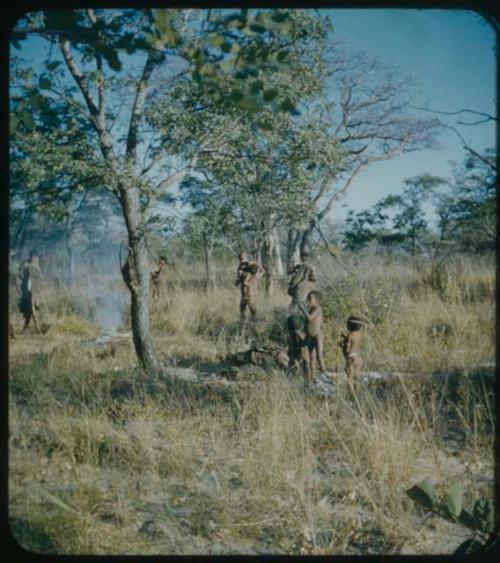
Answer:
[
  {"left": 409, "top": 104, "right": 497, "bottom": 122},
  {"left": 59, "top": 38, "right": 116, "bottom": 165},
  {"left": 314, "top": 220, "right": 357, "bottom": 278},
  {"left": 59, "top": 38, "right": 98, "bottom": 118},
  {"left": 441, "top": 123, "right": 496, "bottom": 171},
  {"left": 126, "top": 55, "right": 156, "bottom": 165},
  {"left": 87, "top": 9, "right": 106, "bottom": 124},
  {"left": 317, "top": 160, "right": 365, "bottom": 221}
]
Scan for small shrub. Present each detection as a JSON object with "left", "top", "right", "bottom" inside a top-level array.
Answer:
[{"left": 406, "top": 479, "right": 495, "bottom": 554}]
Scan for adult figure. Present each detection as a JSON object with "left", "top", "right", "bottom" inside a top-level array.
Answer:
[
  {"left": 235, "top": 251, "right": 264, "bottom": 322},
  {"left": 286, "top": 249, "right": 317, "bottom": 371},
  {"left": 16, "top": 249, "right": 43, "bottom": 333},
  {"left": 151, "top": 255, "right": 168, "bottom": 301}
]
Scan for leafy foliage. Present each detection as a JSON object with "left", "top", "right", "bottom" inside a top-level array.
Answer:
[
  {"left": 406, "top": 479, "right": 495, "bottom": 555},
  {"left": 149, "top": 68, "right": 343, "bottom": 256},
  {"left": 435, "top": 149, "right": 496, "bottom": 253},
  {"left": 342, "top": 201, "right": 397, "bottom": 252},
  {"left": 340, "top": 159, "right": 494, "bottom": 259},
  {"left": 180, "top": 176, "right": 239, "bottom": 260}
]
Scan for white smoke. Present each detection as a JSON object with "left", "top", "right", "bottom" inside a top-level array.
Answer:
[
  {"left": 82, "top": 283, "right": 128, "bottom": 336},
  {"left": 95, "top": 290, "right": 128, "bottom": 335}
]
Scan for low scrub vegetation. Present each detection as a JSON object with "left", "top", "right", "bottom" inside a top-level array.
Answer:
[{"left": 9, "top": 254, "right": 495, "bottom": 555}]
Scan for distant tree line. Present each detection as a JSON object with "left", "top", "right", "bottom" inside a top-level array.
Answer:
[{"left": 340, "top": 148, "right": 495, "bottom": 258}]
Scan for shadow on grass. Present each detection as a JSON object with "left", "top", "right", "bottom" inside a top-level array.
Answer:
[{"left": 9, "top": 517, "right": 56, "bottom": 554}]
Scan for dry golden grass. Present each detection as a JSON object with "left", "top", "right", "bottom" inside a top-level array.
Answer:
[{"left": 8, "top": 253, "right": 495, "bottom": 555}]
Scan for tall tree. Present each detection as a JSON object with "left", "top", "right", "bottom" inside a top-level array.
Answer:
[
  {"left": 380, "top": 174, "right": 445, "bottom": 259},
  {"left": 180, "top": 176, "right": 238, "bottom": 288},
  {"left": 288, "top": 44, "right": 440, "bottom": 264},
  {"left": 151, "top": 10, "right": 341, "bottom": 293},
  {"left": 341, "top": 201, "right": 392, "bottom": 252},
  {"left": 164, "top": 110, "right": 342, "bottom": 294},
  {"left": 11, "top": 8, "right": 312, "bottom": 370},
  {"left": 408, "top": 105, "right": 496, "bottom": 255},
  {"left": 436, "top": 149, "right": 496, "bottom": 253},
  {"left": 10, "top": 62, "right": 109, "bottom": 281}
]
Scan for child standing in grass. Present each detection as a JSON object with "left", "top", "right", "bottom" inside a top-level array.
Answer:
[
  {"left": 339, "top": 315, "right": 363, "bottom": 389},
  {"left": 299, "top": 290, "right": 326, "bottom": 379}
]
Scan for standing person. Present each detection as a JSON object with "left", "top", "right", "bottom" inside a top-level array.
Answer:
[
  {"left": 9, "top": 249, "right": 20, "bottom": 339},
  {"left": 235, "top": 251, "right": 263, "bottom": 322},
  {"left": 286, "top": 249, "right": 317, "bottom": 371},
  {"left": 151, "top": 255, "right": 168, "bottom": 302},
  {"left": 16, "top": 249, "right": 43, "bottom": 333},
  {"left": 299, "top": 290, "right": 326, "bottom": 379},
  {"left": 339, "top": 315, "right": 363, "bottom": 390},
  {"left": 287, "top": 249, "right": 317, "bottom": 305}
]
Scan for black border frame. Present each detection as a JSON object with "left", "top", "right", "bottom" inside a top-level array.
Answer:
[{"left": 1, "top": 1, "right": 498, "bottom": 561}]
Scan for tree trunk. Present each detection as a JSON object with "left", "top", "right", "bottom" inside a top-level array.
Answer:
[
  {"left": 254, "top": 238, "right": 262, "bottom": 267},
  {"left": 65, "top": 216, "right": 76, "bottom": 287},
  {"left": 66, "top": 241, "right": 76, "bottom": 287},
  {"left": 119, "top": 184, "right": 156, "bottom": 372},
  {"left": 273, "top": 227, "right": 284, "bottom": 277},
  {"left": 202, "top": 233, "right": 213, "bottom": 290},
  {"left": 58, "top": 35, "right": 160, "bottom": 372},
  {"left": 286, "top": 228, "right": 301, "bottom": 272},
  {"left": 249, "top": 236, "right": 263, "bottom": 266},
  {"left": 12, "top": 208, "right": 31, "bottom": 255},
  {"left": 261, "top": 224, "right": 275, "bottom": 295},
  {"left": 300, "top": 219, "right": 315, "bottom": 255}
]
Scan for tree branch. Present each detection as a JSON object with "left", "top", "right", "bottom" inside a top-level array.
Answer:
[
  {"left": 59, "top": 38, "right": 98, "bottom": 118},
  {"left": 317, "top": 160, "right": 366, "bottom": 221},
  {"left": 87, "top": 9, "right": 106, "bottom": 124},
  {"left": 155, "top": 164, "right": 194, "bottom": 192},
  {"left": 442, "top": 124, "right": 496, "bottom": 171},
  {"left": 59, "top": 38, "right": 116, "bottom": 165},
  {"left": 410, "top": 104, "right": 497, "bottom": 123},
  {"left": 126, "top": 54, "right": 156, "bottom": 165},
  {"left": 313, "top": 220, "right": 357, "bottom": 278}
]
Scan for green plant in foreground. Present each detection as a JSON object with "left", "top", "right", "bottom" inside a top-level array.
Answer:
[{"left": 406, "top": 479, "right": 496, "bottom": 554}]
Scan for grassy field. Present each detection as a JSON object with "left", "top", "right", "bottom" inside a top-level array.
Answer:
[{"left": 8, "top": 252, "right": 495, "bottom": 555}]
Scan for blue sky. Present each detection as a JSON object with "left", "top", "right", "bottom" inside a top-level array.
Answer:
[
  {"left": 322, "top": 9, "right": 496, "bottom": 222},
  {"left": 12, "top": 9, "right": 496, "bottom": 227}
]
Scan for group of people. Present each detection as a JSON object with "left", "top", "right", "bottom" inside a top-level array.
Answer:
[
  {"left": 13, "top": 249, "right": 171, "bottom": 337},
  {"left": 13, "top": 246, "right": 364, "bottom": 386},
  {"left": 235, "top": 250, "right": 364, "bottom": 385}
]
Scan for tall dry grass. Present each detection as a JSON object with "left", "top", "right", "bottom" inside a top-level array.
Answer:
[{"left": 8, "top": 252, "right": 495, "bottom": 554}]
